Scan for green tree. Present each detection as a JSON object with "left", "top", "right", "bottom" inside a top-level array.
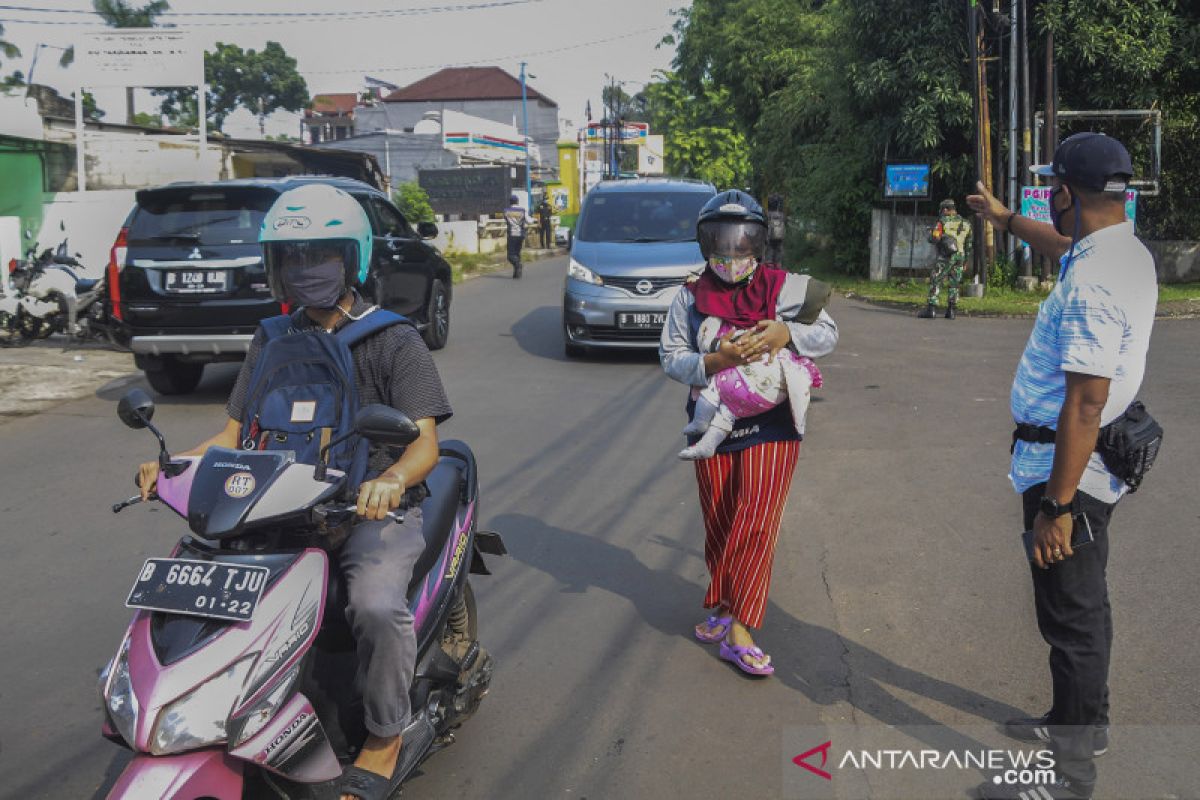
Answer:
[
  {"left": 392, "top": 182, "right": 435, "bottom": 224},
  {"left": 1, "top": 23, "right": 22, "bottom": 88},
  {"left": 641, "top": 70, "right": 751, "bottom": 189},
  {"left": 155, "top": 42, "right": 309, "bottom": 135}
]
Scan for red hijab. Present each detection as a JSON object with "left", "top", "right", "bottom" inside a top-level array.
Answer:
[{"left": 688, "top": 262, "right": 787, "bottom": 328}]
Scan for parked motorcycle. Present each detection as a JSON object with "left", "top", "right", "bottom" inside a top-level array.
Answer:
[
  {"left": 3, "top": 238, "right": 109, "bottom": 344},
  {"left": 100, "top": 388, "right": 506, "bottom": 799}
]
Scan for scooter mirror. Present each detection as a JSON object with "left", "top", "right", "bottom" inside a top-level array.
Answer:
[
  {"left": 354, "top": 404, "right": 419, "bottom": 447},
  {"left": 117, "top": 388, "right": 156, "bottom": 429}
]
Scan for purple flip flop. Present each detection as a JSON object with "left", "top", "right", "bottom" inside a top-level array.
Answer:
[
  {"left": 694, "top": 614, "right": 732, "bottom": 643},
  {"left": 719, "top": 639, "right": 775, "bottom": 676}
]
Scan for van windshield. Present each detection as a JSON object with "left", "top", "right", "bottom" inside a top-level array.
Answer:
[
  {"left": 130, "top": 188, "right": 278, "bottom": 246},
  {"left": 576, "top": 191, "right": 711, "bottom": 243}
]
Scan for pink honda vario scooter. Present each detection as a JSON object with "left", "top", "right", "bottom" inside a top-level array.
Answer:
[{"left": 100, "top": 388, "right": 505, "bottom": 799}]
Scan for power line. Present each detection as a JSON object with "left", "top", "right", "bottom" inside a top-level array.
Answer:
[
  {"left": 303, "top": 26, "right": 668, "bottom": 75},
  {"left": 0, "top": 0, "right": 543, "bottom": 26}
]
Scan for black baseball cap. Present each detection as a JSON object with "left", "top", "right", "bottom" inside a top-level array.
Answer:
[{"left": 1030, "top": 132, "right": 1133, "bottom": 192}]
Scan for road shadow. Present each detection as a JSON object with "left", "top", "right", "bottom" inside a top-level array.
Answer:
[
  {"left": 493, "top": 512, "right": 1024, "bottom": 754},
  {"left": 509, "top": 305, "right": 661, "bottom": 365}
]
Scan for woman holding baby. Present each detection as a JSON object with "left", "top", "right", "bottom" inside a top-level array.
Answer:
[{"left": 659, "top": 190, "right": 838, "bottom": 676}]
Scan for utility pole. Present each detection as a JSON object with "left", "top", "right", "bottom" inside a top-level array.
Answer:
[
  {"left": 1018, "top": 0, "right": 1034, "bottom": 284},
  {"left": 968, "top": 0, "right": 986, "bottom": 285},
  {"left": 1008, "top": 0, "right": 1018, "bottom": 261},
  {"left": 520, "top": 61, "right": 532, "bottom": 207},
  {"left": 1041, "top": 23, "right": 1057, "bottom": 280}
]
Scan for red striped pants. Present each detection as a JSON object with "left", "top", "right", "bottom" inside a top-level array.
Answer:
[{"left": 693, "top": 440, "right": 801, "bottom": 629}]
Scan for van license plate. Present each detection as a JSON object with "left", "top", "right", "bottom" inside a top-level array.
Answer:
[
  {"left": 617, "top": 312, "right": 666, "bottom": 329},
  {"left": 126, "top": 558, "right": 269, "bottom": 622},
  {"left": 165, "top": 270, "right": 228, "bottom": 294}
]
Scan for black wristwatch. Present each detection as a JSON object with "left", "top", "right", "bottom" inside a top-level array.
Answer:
[{"left": 1039, "top": 495, "right": 1074, "bottom": 518}]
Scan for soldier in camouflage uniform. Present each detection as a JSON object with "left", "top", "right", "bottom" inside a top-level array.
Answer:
[{"left": 918, "top": 198, "right": 972, "bottom": 319}]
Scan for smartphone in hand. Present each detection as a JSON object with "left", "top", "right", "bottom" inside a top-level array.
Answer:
[{"left": 1021, "top": 513, "right": 1095, "bottom": 562}]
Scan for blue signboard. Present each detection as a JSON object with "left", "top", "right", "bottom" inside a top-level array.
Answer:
[{"left": 884, "top": 163, "right": 931, "bottom": 199}]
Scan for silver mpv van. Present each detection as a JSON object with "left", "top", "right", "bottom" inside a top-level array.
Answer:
[{"left": 562, "top": 178, "right": 715, "bottom": 357}]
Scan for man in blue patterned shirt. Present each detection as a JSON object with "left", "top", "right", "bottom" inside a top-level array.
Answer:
[{"left": 967, "top": 133, "right": 1157, "bottom": 800}]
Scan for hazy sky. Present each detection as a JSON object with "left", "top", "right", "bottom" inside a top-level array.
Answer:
[{"left": 2, "top": 0, "right": 683, "bottom": 138}]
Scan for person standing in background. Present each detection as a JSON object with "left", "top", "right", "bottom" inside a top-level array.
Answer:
[
  {"left": 918, "top": 198, "right": 972, "bottom": 319},
  {"left": 764, "top": 193, "right": 786, "bottom": 265},
  {"left": 537, "top": 198, "right": 553, "bottom": 249},
  {"left": 504, "top": 194, "right": 528, "bottom": 279}
]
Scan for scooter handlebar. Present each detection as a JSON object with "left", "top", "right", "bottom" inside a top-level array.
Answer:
[{"left": 317, "top": 502, "right": 405, "bottom": 524}]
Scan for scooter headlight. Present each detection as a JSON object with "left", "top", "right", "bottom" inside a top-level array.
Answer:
[
  {"left": 103, "top": 637, "right": 138, "bottom": 746},
  {"left": 567, "top": 258, "right": 603, "bottom": 285},
  {"left": 150, "top": 656, "right": 255, "bottom": 755}
]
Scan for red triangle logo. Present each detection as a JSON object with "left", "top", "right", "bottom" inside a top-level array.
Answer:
[{"left": 792, "top": 740, "right": 833, "bottom": 781}]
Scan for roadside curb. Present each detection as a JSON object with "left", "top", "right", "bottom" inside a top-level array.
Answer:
[{"left": 843, "top": 291, "right": 1200, "bottom": 320}]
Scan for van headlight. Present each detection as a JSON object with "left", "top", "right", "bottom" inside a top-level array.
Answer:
[
  {"left": 151, "top": 656, "right": 255, "bottom": 755},
  {"left": 568, "top": 259, "right": 603, "bottom": 285}
]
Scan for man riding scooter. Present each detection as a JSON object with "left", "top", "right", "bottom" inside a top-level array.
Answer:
[{"left": 135, "top": 183, "right": 453, "bottom": 800}]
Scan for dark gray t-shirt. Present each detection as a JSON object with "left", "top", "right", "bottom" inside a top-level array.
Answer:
[{"left": 226, "top": 295, "right": 452, "bottom": 477}]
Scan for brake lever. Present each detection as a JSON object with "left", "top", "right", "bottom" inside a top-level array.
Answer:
[{"left": 112, "top": 494, "right": 155, "bottom": 514}]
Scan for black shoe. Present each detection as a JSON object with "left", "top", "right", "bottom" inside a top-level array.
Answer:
[
  {"left": 513, "top": 268, "right": 522, "bottom": 279},
  {"left": 945, "top": 302, "right": 957, "bottom": 320},
  {"left": 1004, "top": 714, "right": 1109, "bottom": 757},
  {"left": 917, "top": 304, "right": 936, "bottom": 319},
  {"left": 976, "top": 775, "right": 1091, "bottom": 800}
]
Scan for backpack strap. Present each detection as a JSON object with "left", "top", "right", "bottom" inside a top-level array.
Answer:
[
  {"left": 259, "top": 313, "right": 298, "bottom": 341},
  {"left": 335, "top": 307, "right": 410, "bottom": 347}
]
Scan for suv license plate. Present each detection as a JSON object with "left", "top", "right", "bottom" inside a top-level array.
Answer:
[
  {"left": 126, "top": 558, "right": 269, "bottom": 622},
  {"left": 165, "top": 270, "right": 228, "bottom": 294},
  {"left": 617, "top": 312, "right": 666, "bottom": 329}
]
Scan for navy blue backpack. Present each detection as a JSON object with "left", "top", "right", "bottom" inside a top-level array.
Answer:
[{"left": 239, "top": 308, "right": 408, "bottom": 490}]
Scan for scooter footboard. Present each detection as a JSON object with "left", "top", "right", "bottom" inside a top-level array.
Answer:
[{"left": 106, "top": 749, "right": 243, "bottom": 800}]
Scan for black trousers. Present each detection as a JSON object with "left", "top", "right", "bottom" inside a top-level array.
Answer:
[
  {"left": 1022, "top": 483, "right": 1117, "bottom": 790},
  {"left": 506, "top": 235, "right": 523, "bottom": 272}
]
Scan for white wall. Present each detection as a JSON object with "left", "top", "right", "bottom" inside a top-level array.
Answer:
[{"left": 39, "top": 191, "right": 138, "bottom": 279}]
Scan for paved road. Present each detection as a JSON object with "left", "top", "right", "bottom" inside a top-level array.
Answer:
[{"left": 1, "top": 257, "right": 1197, "bottom": 799}]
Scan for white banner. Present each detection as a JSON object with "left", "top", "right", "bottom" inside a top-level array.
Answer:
[{"left": 77, "top": 29, "right": 202, "bottom": 89}]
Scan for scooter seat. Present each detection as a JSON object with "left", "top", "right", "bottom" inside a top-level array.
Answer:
[
  {"left": 409, "top": 458, "right": 464, "bottom": 594},
  {"left": 75, "top": 278, "right": 99, "bottom": 294}
]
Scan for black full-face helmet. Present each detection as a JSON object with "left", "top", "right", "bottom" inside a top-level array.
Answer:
[{"left": 696, "top": 190, "right": 767, "bottom": 283}]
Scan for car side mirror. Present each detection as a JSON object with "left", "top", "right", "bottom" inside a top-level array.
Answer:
[
  {"left": 417, "top": 221, "right": 439, "bottom": 240},
  {"left": 118, "top": 388, "right": 155, "bottom": 429},
  {"left": 354, "top": 404, "right": 419, "bottom": 447}
]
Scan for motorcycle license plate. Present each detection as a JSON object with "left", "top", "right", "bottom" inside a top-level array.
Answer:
[
  {"left": 164, "top": 270, "right": 228, "bottom": 294},
  {"left": 126, "top": 558, "right": 269, "bottom": 622},
  {"left": 617, "top": 312, "right": 666, "bottom": 329}
]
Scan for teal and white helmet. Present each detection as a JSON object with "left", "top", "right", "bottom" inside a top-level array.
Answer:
[{"left": 260, "top": 183, "right": 373, "bottom": 303}]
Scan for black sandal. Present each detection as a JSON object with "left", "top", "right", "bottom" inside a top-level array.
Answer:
[{"left": 337, "top": 765, "right": 399, "bottom": 800}]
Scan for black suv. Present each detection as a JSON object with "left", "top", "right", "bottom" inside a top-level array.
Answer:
[{"left": 108, "top": 176, "right": 453, "bottom": 394}]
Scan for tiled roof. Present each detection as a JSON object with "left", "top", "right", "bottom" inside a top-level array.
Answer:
[
  {"left": 382, "top": 67, "right": 556, "bottom": 107},
  {"left": 308, "top": 93, "right": 358, "bottom": 117}
]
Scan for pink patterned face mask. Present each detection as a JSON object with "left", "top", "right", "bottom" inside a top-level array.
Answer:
[{"left": 708, "top": 255, "right": 758, "bottom": 284}]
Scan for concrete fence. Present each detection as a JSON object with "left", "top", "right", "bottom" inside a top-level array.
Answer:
[{"left": 1146, "top": 241, "right": 1200, "bottom": 284}]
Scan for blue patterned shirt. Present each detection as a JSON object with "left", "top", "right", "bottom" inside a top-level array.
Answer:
[{"left": 1009, "top": 221, "right": 1157, "bottom": 503}]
